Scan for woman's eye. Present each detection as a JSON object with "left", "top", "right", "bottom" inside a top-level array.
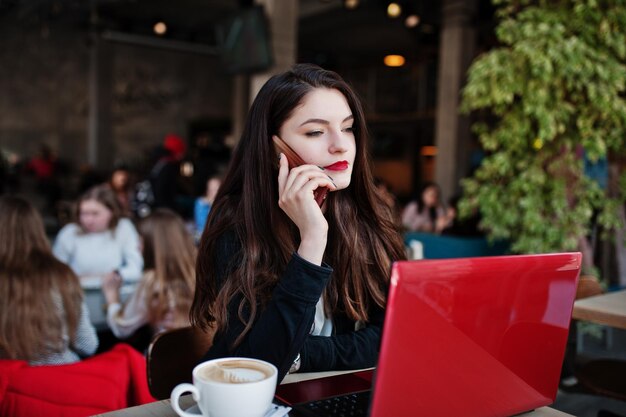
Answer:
[
  {"left": 343, "top": 126, "right": 354, "bottom": 133},
  {"left": 305, "top": 131, "right": 324, "bottom": 137}
]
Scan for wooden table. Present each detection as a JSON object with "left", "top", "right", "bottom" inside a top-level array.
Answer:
[
  {"left": 81, "top": 277, "right": 137, "bottom": 330},
  {"left": 93, "top": 369, "right": 577, "bottom": 417},
  {"left": 93, "top": 397, "right": 575, "bottom": 417},
  {"left": 572, "top": 289, "right": 626, "bottom": 330}
]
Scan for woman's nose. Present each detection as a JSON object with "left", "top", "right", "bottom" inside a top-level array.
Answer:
[{"left": 328, "top": 131, "right": 349, "bottom": 153}]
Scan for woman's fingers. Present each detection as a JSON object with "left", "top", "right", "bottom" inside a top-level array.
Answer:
[
  {"left": 283, "top": 165, "right": 330, "bottom": 195},
  {"left": 287, "top": 170, "right": 332, "bottom": 194},
  {"left": 277, "top": 152, "right": 288, "bottom": 195},
  {"left": 282, "top": 170, "right": 335, "bottom": 204}
]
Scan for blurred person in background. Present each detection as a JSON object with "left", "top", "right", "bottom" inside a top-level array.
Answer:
[
  {"left": 0, "top": 196, "right": 98, "bottom": 365},
  {"left": 102, "top": 209, "right": 196, "bottom": 344},
  {"left": 53, "top": 185, "right": 143, "bottom": 348},
  {"left": 194, "top": 175, "right": 222, "bottom": 240},
  {"left": 0, "top": 151, "right": 6, "bottom": 195},
  {"left": 151, "top": 134, "right": 186, "bottom": 213},
  {"left": 25, "top": 144, "right": 62, "bottom": 211},
  {"left": 374, "top": 177, "right": 401, "bottom": 226},
  {"left": 401, "top": 182, "right": 450, "bottom": 234},
  {"left": 53, "top": 184, "right": 143, "bottom": 287},
  {"left": 441, "top": 194, "right": 481, "bottom": 237},
  {"left": 108, "top": 165, "right": 134, "bottom": 217}
]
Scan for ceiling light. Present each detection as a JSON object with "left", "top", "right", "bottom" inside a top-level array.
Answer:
[
  {"left": 387, "top": 3, "right": 401, "bottom": 18},
  {"left": 153, "top": 21, "right": 167, "bottom": 36},
  {"left": 405, "top": 14, "right": 420, "bottom": 28},
  {"left": 384, "top": 54, "right": 405, "bottom": 67},
  {"left": 344, "top": 0, "right": 359, "bottom": 9}
]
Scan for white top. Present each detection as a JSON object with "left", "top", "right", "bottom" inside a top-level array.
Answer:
[
  {"left": 106, "top": 271, "right": 188, "bottom": 339},
  {"left": 312, "top": 296, "right": 333, "bottom": 337},
  {"left": 52, "top": 218, "right": 143, "bottom": 283}
]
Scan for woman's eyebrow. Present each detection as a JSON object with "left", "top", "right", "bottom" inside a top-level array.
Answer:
[{"left": 299, "top": 115, "right": 354, "bottom": 127}]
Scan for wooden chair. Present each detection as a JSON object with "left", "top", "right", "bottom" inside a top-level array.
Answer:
[{"left": 146, "top": 326, "right": 215, "bottom": 400}]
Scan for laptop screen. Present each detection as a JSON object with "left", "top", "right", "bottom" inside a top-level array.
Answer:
[{"left": 370, "top": 253, "right": 581, "bottom": 417}]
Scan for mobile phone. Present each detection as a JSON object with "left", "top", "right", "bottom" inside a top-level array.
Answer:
[{"left": 273, "top": 135, "right": 329, "bottom": 206}]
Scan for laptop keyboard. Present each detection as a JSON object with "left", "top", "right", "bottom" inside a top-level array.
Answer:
[{"left": 292, "top": 390, "right": 371, "bottom": 417}]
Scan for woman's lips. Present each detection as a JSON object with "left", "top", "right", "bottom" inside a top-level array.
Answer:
[{"left": 324, "top": 161, "right": 349, "bottom": 171}]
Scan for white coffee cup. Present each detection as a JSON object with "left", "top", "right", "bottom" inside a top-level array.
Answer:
[{"left": 171, "top": 357, "right": 278, "bottom": 417}]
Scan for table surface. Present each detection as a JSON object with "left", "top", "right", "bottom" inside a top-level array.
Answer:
[
  {"left": 95, "top": 366, "right": 576, "bottom": 417},
  {"left": 93, "top": 396, "right": 574, "bottom": 417},
  {"left": 572, "top": 289, "right": 626, "bottom": 330}
]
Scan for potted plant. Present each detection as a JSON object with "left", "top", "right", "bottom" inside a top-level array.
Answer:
[{"left": 459, "top": 0, "right": 626, "bottom": 281}]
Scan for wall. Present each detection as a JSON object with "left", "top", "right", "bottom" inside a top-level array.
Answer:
[
  {"left": 0, "top": 19, "right": 233, "bottom": 172},
  {"left": 0, "top": 20, "right": 89, "bottom": 163}
]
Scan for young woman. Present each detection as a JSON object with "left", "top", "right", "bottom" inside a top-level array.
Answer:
[
  {"left": 194, "top": 175, "right": 222, "bottom": 241},
  {"left": 401, "top": 182, "right": 449, "bottom": 233},
  {"left": 108, "top": 166, "right": 133, "bottom": 217},
  {"left": 190, "top": 64, "right": 406, "bottom": 381},
  {"left": 53, "top": 184, "right": 143, "bottom": 286},
  {"left": 102, "top": 209, "right": 196, "bottom": 339},
  {"left": 0, "top": 196, "right": 98, "bottom": 365}
]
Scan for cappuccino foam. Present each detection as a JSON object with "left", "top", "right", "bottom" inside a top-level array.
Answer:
[{"left": 198, "top": 360, "right": 273, "bottom": 384}]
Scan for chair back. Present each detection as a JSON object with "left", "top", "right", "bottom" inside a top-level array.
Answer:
[
  {"left": 146, "top": 326, "right": 215, "bottom": 400},
  {"left": 575, "top": 275, "right": 603, "bottom": 300}
]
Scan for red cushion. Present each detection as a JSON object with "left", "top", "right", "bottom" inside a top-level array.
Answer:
[{"left": 0, "top": 344, "right": 156, "bottom": 417}]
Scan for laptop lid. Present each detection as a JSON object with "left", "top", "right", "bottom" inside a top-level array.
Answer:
[{"left": 369, "top": 253, "right": 581, "bottom": 417}]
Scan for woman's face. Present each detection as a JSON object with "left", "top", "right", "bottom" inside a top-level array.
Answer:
[
  {"left": 278, "top": 88, "right": 356, "bottom": 191},
  {"left": 111, "top": 170, "right": 129, "bottom": 190},
  {"left": 206, "top": 178, "right": 221, "bottom": 201},
  {"left": 79, "top": 199, "right": 113, "bottom": 233},
  {"left": 422, "top": 186, "right": 439, "bottom": 207}
]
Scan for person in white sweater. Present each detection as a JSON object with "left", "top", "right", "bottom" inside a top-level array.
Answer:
[{"left": 53, "top": 185, "right": 143, "bottom": 329}]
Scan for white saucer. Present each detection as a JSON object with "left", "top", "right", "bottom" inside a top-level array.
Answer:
[{"left": 183, "top": 404, "right": 291, "bottom": 416}]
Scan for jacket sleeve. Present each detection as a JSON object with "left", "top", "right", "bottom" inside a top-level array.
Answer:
[
  {"left": 299, "top": 304, "right": 385, "bottom": 372},
  {"left": 202, "top": 234, "right": 332, "bottom": 382},
  {"left": 72, "top": 301, "right": 99, "bottom": 357},
  {"left": 106, "top": 283, "right": 150, "bottom": 339}
]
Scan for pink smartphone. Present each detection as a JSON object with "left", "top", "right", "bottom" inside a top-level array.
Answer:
[{"left": 273, "top": 136, "right": 329, "bottom": 206}]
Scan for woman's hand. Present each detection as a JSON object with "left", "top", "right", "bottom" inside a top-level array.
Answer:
[
  {"left": 101, "top": 271, "right": 122, "bottom": 305},
  {"left": 277, "top": 152, "right": 336, "bottom": 265}
]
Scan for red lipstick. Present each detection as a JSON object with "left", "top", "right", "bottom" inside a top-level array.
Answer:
[{"left": 324, "top": 161, "right": 349, "bottom": 171}]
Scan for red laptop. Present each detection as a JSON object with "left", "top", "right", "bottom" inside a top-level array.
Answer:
[{"left": 279, "top": 252, "right": 581, "bottom": 417}]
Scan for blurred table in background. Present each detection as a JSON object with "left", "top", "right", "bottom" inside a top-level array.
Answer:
[
  {"left": 573, "top": 289, "right": 626, "bottom": 330},
  {"left": 81, "top": 277, "right": 136, "bottom": 330}
]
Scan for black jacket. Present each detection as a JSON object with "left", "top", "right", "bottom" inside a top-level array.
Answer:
[{"left": 201, "top": 232, "right": 385, "bottom": 382}]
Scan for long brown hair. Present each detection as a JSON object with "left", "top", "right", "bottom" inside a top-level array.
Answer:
[
  {"left": 190, "top": 64, "right": 406, "bottom": 346},
  {"left": 0, "top": 196, "right": 83, "bottom": 361},
  {"left": 138, "top": 209, "right": 196, "bottom": 328}
]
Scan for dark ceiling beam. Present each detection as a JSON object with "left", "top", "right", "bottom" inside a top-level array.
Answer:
[{"left": 101, "top": 30, "right": 219, "bottom": 55}]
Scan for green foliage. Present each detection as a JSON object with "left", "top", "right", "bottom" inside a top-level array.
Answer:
[{"left": 460, "top": 0, "right": 626, "bottom": 256}]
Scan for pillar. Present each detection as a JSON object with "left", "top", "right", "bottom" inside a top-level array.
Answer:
[
  {"left": 231, "top": 0, "right": 299, "bottom": 145},
  {"left": 434, "top": 0, "right": 478, "bottom": 200},
  {"left": 250, "top": 0, "right": 299, "bottom": 101},
  {"left": 87, "top": 34, "right": 114, "bottom": 169}
]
